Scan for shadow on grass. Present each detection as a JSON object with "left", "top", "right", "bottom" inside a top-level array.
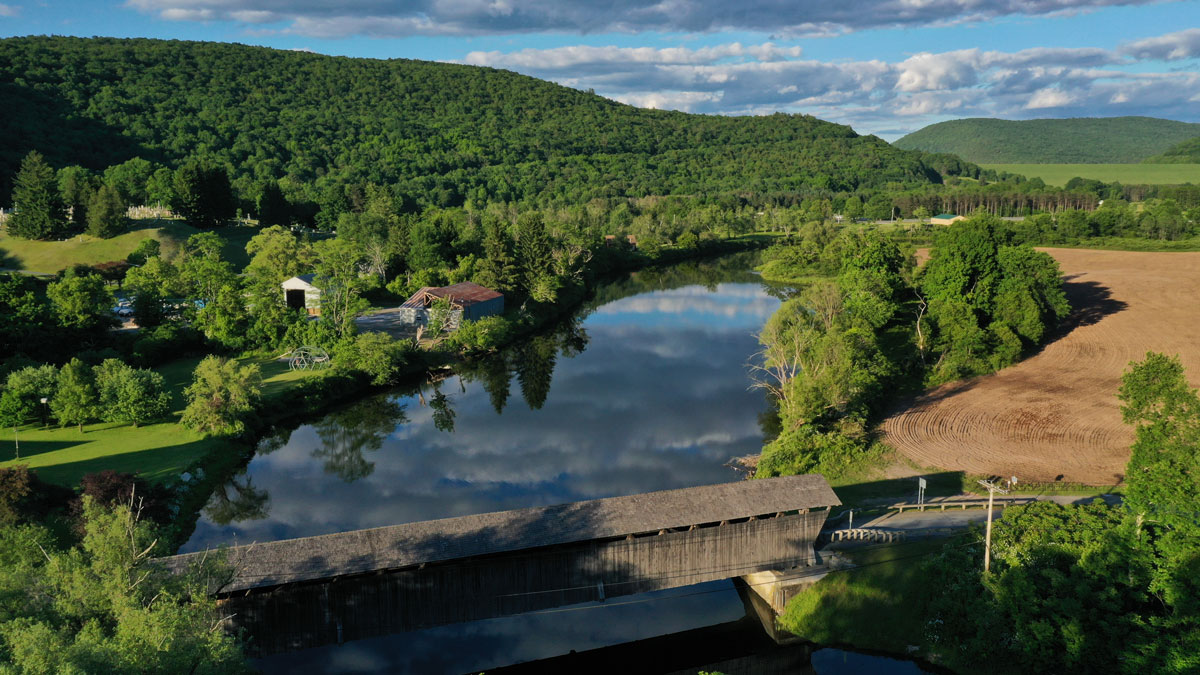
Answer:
[
  {"left": 10, "top": 437, "right": 220, "bottom": 487},
  {"left": 832, "top": 471, "right": 967, "bottom": 507},
  {"left": 0, "top": 438, "right": 84, "bottom": 462},
  {"left": 0, "top": 246, "right": 22, "bottom": 270}
]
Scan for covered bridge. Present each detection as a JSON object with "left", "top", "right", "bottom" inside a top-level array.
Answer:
[
  {"left": 161, "top": 474, "right": 839, "bottom": 655},
  {"left": 281, "top": 274, "right": 322, "bottom": 316}
]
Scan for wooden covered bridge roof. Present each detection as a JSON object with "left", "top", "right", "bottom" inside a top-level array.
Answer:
[{"left": 161, "top": 475, "right": 839, "bottom": 594}]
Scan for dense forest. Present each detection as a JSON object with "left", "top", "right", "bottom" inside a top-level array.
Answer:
[
  {"left": 895, "top": 117, "right": 1200, "bottom": 164},
  {"left": 1144, "top": 136, "right": 1200, "bottom": 164},
  {"left": 0, "top": 36, "right": 965, "bottom": 210}
]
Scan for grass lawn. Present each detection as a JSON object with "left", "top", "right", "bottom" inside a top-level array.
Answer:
[
  {"left": 982, "top": 163, "right": 1200, "bottom": 187},
  {"left": 0, "top": 353, "right": 322, "bottom": 487},
  {"left": 779, "top": 539, "right": 951, "bottom": 654},
  {"left": 0, "top": 219, "right": 258, "bottom": 274}
]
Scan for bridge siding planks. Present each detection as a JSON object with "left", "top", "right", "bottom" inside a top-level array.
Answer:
[
  {"left": 163, "top": 475, "right": 840, "bottom": 594},
  {"left": 226, "top": 511, "right": 830, "bottom": 656}
]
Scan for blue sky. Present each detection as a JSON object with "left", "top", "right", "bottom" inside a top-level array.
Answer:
[{"left": 2, "top": 1, "right": 1198, "bottom": 139}]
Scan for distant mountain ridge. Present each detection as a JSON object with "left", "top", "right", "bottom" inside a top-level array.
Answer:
[
  {"left": 894, "top": 117, "right": 1200, "bottom": 164},
  {"left": 1143, "top": 136, "right": 1200, "bottom": 164},
  {"left": 0, "top": 36, "right": 965, "bottom": 207}
]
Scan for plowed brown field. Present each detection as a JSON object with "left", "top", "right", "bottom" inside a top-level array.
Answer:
[{"left": 882, "top": 248, "right": 1200, "bottom": 485}]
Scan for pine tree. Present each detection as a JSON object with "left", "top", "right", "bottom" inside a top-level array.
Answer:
[
  {"left": 58, "top": 166, "right": 96, "bottom": 229},
  {"left": 8, "top": 151, "right": 66, "bottom": 240},
  {"left": 475, "top": 216, "right": 518, "bottom": 293},
  {"left": 171, "top": 159, "right": 235, "bottom": 228},
  {"left": 51, "top": 358, "right": 98, "bottom": 432},
  {"left": 86, "top": 184, "right": 127, "bottom": 238},
  {"left": 514, "top": 212, "right": 557, "bottom": 302}
]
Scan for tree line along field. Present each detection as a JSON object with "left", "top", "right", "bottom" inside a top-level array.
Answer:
[
  {"left": 882, "top": 247, "right": 1200, "bottom": 485},
  {"left": 982, "top": 163, "right": 1200, "bottom": 187}
]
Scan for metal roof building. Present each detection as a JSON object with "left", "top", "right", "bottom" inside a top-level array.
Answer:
[{"left": 401, "top": 281, "right": 504, "bottom": 321}]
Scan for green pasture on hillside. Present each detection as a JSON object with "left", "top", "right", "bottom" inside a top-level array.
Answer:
[
  {"left": 983, "top": 163, "right": 1200, "bottom": 187},
  {"left": 0, "top": 354, "right": 319, "bottom": 487},
  {"left": 0, "top": 219, "right": 258, "bottom": 274}
]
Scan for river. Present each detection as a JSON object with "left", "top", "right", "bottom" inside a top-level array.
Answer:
[{"left": 182, "top": 253, "right": 937, "bottom": 674}]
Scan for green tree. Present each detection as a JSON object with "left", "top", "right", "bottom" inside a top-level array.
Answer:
[
  {"left": 919, "top": 215, "right": 1067, "bottom": 382},
  {"left": 171, "top": 159, "right": 235, "bottom": 228},
  {"left": 195, "top": 283, "right": 250, "bottom": 350},
  {"left": 312, "top": 237, "right": 369, "bottom": 337},
  {"left": 125, "top": 237, "right": 161, "bottom": 266},
  {"left": 1118, "top": 353, "right": 1200, "bottom": 575},
  {"left": 94, "top": 359, "right": 170, "bottom": 428},
  {"left": 255, "top": 179, "right": 291, "bottom": 226},
  {"left": 0, "top": 500, "right": 249, "bottom": 672},
  {"left": 180, "top": 232, "right": 236, "bottom": 304},
  {"left": 50, "top": 358, "right": 98, "bottom": 432},
  {"left": 338, "top": 331, "right": 408, "bottom": 385},
  {"left": 86, "top": 183, "right": 128, "bottom": 238},
  {"left": 181, "top": 356, "right": 262, "bottom": 436},
  {"left": 514, "top": 212, "right": 559, "bottom": 303},
  {"left": 7, "top": 151, "right": 66, "bottom": 240},
  {"left": 102, "top": 157, "right": 155, "bottom": 205},
  {"left": 475, "top": 216, "right": 518, "bottom": 293},
  {"left": 245, "top": 225, "right": 312, "bottom": 285},
  {"left": 58, "top": 165, "right": 96, "bottom": 229},
  {"left": 46, "top": 272, "right": 114, "bottom": 331}
]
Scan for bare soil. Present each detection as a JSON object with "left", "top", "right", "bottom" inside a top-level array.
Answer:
[{"left": 882, "top": 248, "right": 1200, "bottom": 485}]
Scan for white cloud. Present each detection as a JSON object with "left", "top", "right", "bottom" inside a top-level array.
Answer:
[
  {"left": 895, "top": 50, "right": 981, "bottom": 92},
  {"left": 124, "top": 0, "right": 1175, "bottom": 38},
  {"left": 1121, "top": 28, "right": 1200, "bottom": 61},
  {"left": 1025, "top": 87, "right": 1076, "bottom": 109},
  {"left": 460, "top": 34, "right": 1200, "bottom": 137},
  {"left": 0, "top": 4, "right": 18, "bottom": 17}
]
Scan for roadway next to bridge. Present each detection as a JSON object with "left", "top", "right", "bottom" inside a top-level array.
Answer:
[{"left": 828, "top": 493, "right": 1121, "bottom": 534}]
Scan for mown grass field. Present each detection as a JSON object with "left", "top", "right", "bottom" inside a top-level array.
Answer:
[
  {"left": 0, "top": 219, "right": 258, "bottom": 274},
  {"left": 982, "top": 163, "right": 1200, "bottom": 186},
  {"left": 0, "top": 354, "right": 321, "bottom": 487}
]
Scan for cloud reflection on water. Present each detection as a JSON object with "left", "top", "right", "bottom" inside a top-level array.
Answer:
[{"left": 183, "top": 274, "right": 781, "bottom": 551}]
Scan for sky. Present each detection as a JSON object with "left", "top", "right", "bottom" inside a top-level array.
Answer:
[{"left": 2, "top": 1, "right": 1199, "bottom": 140}]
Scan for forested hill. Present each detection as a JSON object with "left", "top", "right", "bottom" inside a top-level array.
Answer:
[
  {"left": 1143, "top": 136, "right": 1200, "bottom": 163},
  {"left": 894, "top": 117, "right": 1200, "bottom": 164},
  {"left": 0, "top": 36, "right": 957, "bottom": 207}
]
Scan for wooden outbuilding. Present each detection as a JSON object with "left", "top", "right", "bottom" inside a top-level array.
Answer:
[
  {"left": 401, "top": 282, "right": 504, "bottom": 321},
  {"left": 930, "top": 213, "right": 966, "bottom": 225},
  {"left": 281, "top": 274, "right": 322, "bottom": 316}
]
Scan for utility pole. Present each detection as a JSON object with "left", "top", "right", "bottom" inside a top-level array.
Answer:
[{"left": 978, "top": 479, "right": 1010, "bottom": 573}]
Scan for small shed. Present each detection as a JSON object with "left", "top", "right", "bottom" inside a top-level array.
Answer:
[
  {"left": 930, "top": 213, "right": 966, "bottom": 225},
  {"left": 401, "top": 282, "right": 503, "bottom": 322},
  {"left": 281, "top": 274, "right": 322, "bottom": 316}
]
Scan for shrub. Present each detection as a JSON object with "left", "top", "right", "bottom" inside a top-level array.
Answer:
[
  {"left": 74, "top": 470, "right": 170, "bottom": 524},
  {"left": 0, "top": 466, "right": 73, "bottom": 524},
  {"left": 337, "top": 331, "right": 410, "bottom": 385},
  {"left": 449, "top": 315, "right": 511, "bottom": 353}
]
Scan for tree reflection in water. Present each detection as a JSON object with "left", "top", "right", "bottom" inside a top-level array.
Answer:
[
  {"left": 203, "top": 470, "right": 270, "bottom": 525},
  {"left": 428, "top": 389, "right": 456, "bottom": 433},
  {"left": 311, "top": 397, "right": 409, "bottom": 482}
]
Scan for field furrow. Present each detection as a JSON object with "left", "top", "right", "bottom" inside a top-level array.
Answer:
[{"left": 882, "top": 248, "right": 1200, "bottom": 485}]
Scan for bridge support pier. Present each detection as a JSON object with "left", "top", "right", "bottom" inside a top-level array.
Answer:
[{"left": 735, "top": 551, "right": 849, "bottom": 645}]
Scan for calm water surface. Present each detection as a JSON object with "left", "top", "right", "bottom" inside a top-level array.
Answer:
[
  {"left": 183, "top": 254, "right": 935, "bottom": 674},
  {"left": 183, "top": 255, "right": 783, "bottom": 550}
]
